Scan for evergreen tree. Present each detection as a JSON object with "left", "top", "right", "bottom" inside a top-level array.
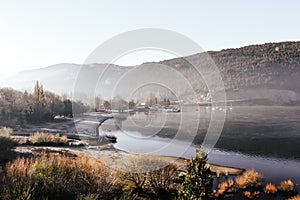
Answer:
[
  {"left": 33, "top": 80, "right": 40, "bottom": 102},
  {"left": 33, "top": 80, "right": 44, "bottom": 102},
  {"left": 178, "top": 148, "right": 212, "bottom": 200}
]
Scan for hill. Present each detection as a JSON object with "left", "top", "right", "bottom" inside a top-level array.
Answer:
[
  {"left": 1, "top": 41, "right": 300, "bottom": 105},
  {"left": 160, "top": 41, "right": 300, "bottom": 105}
]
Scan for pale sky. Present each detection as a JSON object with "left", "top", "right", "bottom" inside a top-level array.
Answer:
[{"left": 0, "top": 0, "right": 299, "bottom": 75}]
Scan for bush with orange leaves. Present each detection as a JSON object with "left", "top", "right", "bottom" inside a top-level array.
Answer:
[
  {"left": 1, "top": 154, "right": 122, "bottom": 199},
  {"left": 217, "top": 178, "right": 234, "bottom": 196},
  {"left": 278, "top": 179, "right": 295, "bottom": 193},
  {"left": 289, "top": 195, "right": 300, "bottom": 200},
  {"left": 264, "top": 183, "right": 278, "bottom": 194},
  {"left": 235, "top": 169, "right": 264, "bottom": 189},
  {"left": 243, "top": 190, "right": 260, "bottom": 198}
]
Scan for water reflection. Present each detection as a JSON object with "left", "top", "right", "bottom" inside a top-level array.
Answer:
[{"left": 99, "top": 106, "right": 300, "bottom": 183}]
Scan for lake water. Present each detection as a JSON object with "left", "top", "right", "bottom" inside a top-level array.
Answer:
[{"left": 100, "top": 106, "right": 300, "bottom": 184}]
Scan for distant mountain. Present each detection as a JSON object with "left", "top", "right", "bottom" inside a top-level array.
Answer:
[
  {"left": 0, "top": 63, "right": 80, "bottom": 94},
  {"left": 160, "top": 41, "right": 300, "bottom": 105},
  {"left": 1, "top": 41, "right": 300, "bottom": 105}
]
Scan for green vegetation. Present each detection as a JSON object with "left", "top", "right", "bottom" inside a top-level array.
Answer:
[
  {"left": 0, "top": 81, "right": 89, "bottom": 128},
  {"left": 178, "top": 149, "right": 212, "bottom": 200}
]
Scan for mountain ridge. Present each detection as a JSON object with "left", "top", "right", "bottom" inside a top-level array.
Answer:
[{"left": 1, "top": 41, "right": 300, "bottom": 105}]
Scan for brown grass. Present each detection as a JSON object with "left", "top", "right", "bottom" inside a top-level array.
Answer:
[
  {"left": 120, "top": 155, "right": 178, "bottom": 198},
  {"left": 0, "top": 127, "right": 13, "bottom": 137},
  {"left": 278, "top": 179, "right": 294, "bottom": 193},
  {"left": 2, "top": 154, "right": 122, "bottom": 199},
  {"left": 264, "top": 183, "right": 278, "bottom": 194},
  {"left": 29, "top": 132, "right": 68, "bottom": 145},
  {"left": 235, "top": 169, "right": 264, "bottom": 189}
]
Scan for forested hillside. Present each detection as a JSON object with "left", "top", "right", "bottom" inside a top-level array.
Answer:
[
  {"left": 160, "top": 41, "right": 300, "bottom": 104},
  {"left": 1, "top": 42, "right": 300, "bottom": 105}
]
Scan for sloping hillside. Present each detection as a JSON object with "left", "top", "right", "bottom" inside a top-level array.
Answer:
[
  {"left": 160, "top": 41, "right": 300, "bottom": 105},
  {"left": 1, "top": 41, "right": 300, "bottom": 105}
]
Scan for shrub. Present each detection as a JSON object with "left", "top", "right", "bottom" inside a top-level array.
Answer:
[
  {"left": 2, "top": 155, "right": 121, "bottom": 199},
  {"left": 0, "top": 137, "right": 18, "bottom": 154},
  {"left": 121, "top": 155, "right": 178, "bottom": 198},
  {"left": 0, "top": 127, "right": 13, "bottom": 137},
  {"left": 178, "top": 149, "right": 212, "bottom": 200},
  {"left": 148, "top": 163, "right": 178, "bottom": 198},
  {"left": 76, "top": 194, "right": 100, "bottom": 200},
  {"left": 29, "top": 132, "right": 68, "bottom": 145},
  {"left": 243, "top": 190, "right": 260, "bottom": 198},
  {"left": 235, "top": 169, "right": 264, "bottom": 189},
  {"left": 121, "top": 156, "right": 151, "bottom": 193},
  {"left": 289, "top": 195, "right": 300, "bottom": 200},
  {"left": 217, "top": 178, "right": 234, "bottom": 196},
  {"left": 264, "top": 183, "right": 277, "bottom": 194},
  {"left": 1, "top": 176, "right": 35, "bottom": 200},
  {"left": 0, "top": 127, "right": 17, "bottom": 161},
  {"left": 118, "top": 192, "right": 138, "bottom": 200},
  {"left": 278, "top": 179, "right": 294, "bottom": 193}
]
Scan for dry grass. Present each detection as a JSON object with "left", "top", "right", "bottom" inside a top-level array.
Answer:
[
  {"left": 264, "top": 183, "right": 278, "bottom": 194},
  {"left": 235, "top": 169, "right": 264, "bottom": 189},
  {"left": 29, "top": 132, "right": 68, "bottom": 145},
  {"left": 148, "top": 163, "right": 178, "bottom": 196},
  {"left": 2, "top": 154, "right": 122, "bottom": 199},
  {"left": 278, "top": 179, "right": 294, "bottom": 193},
  {"left": 0, "top": 127, "right": 13, "bottom": 137},
  {"left": 289, "top": 195, "right": 300, "bottom": 200},
  {"left": 120, "top": 155, "right": 179, "bottom": 198}
]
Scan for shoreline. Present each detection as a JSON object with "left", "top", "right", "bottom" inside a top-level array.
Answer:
[{"left": 13, "top": 144, "right": 245, "bottom": 177}]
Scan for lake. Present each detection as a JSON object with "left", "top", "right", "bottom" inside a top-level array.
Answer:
[{"left": 100, "top": 106, "right": 300, "bottom": 184}]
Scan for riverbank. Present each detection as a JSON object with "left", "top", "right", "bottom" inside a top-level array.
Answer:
[
  {"left": 12, "top": 144, "right": 244, "bottom": 177},
  {"left": 11, "top": 110, "right": 300, "bottom": 185}
]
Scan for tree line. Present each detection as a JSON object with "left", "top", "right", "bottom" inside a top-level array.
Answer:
[{"left": 0, "top": 81, "right": 89, "bottom": 128}]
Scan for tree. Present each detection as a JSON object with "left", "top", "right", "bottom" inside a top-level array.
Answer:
[
  {"left": 128, "top": 100, "right": 135, "bottom": 109},
  {"left": 62, "top": 99, "right": 73, "bottom": 117},
  {"left": 178, "top": 148, "right": 212, "bottom": 200},
  {"left": 103, "top": 101, "right": 111, "bottom": 111},
  {"left": 33, "top": 80, "right": 45, "bottom": 103},
  {"left": 94, "top": 96, "right": 103, "bottom": 111}
]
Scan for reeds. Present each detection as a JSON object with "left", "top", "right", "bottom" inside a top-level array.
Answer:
[
  {"left": 2, "top": 154, "right": 122, "bottom": 199},
  {"left": 29, "top": 132, "right": 68, "bottom": 145}
]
